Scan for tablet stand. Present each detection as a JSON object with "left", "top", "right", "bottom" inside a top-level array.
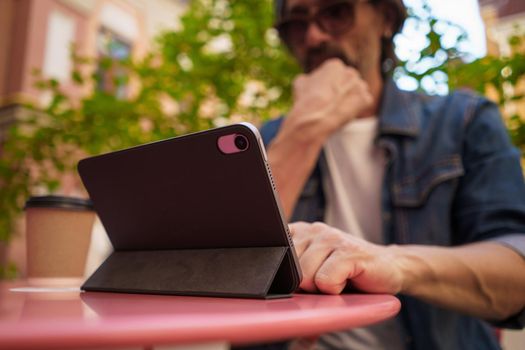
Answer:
[{"left": 81, "top": 246, "right": 292, "bottom": 299}]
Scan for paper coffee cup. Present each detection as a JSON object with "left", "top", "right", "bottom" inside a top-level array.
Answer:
[{"left": 25, "top": 196, "right": 95, "bottom": 286}]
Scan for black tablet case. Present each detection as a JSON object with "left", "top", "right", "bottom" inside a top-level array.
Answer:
[{"left": 78, "top": 123, "right": 301, "bottom": 299}]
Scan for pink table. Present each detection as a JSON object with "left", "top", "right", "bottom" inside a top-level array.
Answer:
[{"left": 0, "top": 281, "right": 400, "bottom": 349}]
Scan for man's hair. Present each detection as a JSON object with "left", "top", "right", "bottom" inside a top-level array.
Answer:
[{"left": 274, "top": 0, "right": 407, "bottom": 74}]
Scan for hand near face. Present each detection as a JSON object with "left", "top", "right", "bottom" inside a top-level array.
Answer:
[
  {"left": 290, "top": 221, "right": 404, "bottom": 295},
  {"left": 286, "top": 58, "right": 374, "bottom": 142}
]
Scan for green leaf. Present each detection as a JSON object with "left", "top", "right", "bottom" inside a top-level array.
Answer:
[{"left": 72, "top": 70, "right": 83, "bottom": 84}]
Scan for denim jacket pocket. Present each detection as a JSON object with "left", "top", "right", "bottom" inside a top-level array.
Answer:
[
  {"left": 390, "top": 155, "right": 465, "bottom": 245},
  {"left": 392, "top": 155, "right": 465, "bottom": 207}
]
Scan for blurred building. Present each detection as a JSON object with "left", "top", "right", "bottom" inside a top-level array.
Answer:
[
  {"left": 479, "top": 0, "right": 525, "bottom": 122},
  {"left": 0, "top": 0, "right": 186, "bottom": 146},
  {"left": 479, "top": 0, "right": 525, "bottom": 55}
]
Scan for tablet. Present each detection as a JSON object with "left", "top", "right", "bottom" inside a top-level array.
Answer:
[{"left": 78, "top": 123, "right": 301, "bottom": 298}]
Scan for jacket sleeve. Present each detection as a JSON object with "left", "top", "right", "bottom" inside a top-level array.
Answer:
[{"left": 453, "top": 98, "right": 525, "bottom": 246}]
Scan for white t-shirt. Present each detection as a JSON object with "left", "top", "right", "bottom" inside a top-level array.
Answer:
[
  {"left": 320, "top": 117, "right": 405, "bottom": 350},
  {"left": 324, "top": 117, "right": 385, "bottom": 244}
]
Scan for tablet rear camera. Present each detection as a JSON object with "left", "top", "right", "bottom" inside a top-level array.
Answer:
[
  {"left": 217, "top": 133, "right": 249, "bottom": 154},
  {"left": 234, "top": 135, "right": 248, "bottom": 151}
]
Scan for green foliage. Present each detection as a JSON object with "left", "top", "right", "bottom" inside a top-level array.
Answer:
[
  {"left": 395, "top": 3, "right": 525, "bottom": 153},
  {"left": 153, "top": 0, "right": 298, "bottom": 125},
  {"left": 0, "top": 262, "right": 18, "bottom": 280},
  {"left": 394, "top": 2, "right": 466, "bottom": 94},
  {"left": 448, "top": 31, "right": 525, "bottom": 152}
]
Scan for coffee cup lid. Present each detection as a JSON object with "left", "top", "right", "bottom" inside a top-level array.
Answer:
[{"left": 25, "top": 195, "right": 94, "bottom": 211}]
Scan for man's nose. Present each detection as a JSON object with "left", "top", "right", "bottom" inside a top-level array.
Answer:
[{"left": 304, "top": 21, "right": 331, "bottom": 47}]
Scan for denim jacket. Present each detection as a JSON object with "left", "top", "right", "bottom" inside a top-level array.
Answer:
[{"left": 259, "top": 80, "right": 525, "bottom": 350}]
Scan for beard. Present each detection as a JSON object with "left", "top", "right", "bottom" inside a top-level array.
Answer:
[{"left": 303, "top": 43, "right": 357, "bottom": 73}]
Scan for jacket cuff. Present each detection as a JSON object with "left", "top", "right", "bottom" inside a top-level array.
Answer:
[{"left": 489, "top": 233, "right": 525, "bottom": 259}]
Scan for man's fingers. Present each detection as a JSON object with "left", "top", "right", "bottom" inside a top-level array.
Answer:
[
  {"left": 293, "top": 238, "right": 310, "bottom": 258},
  {"left": 289, "top": 222, "right": 314, "bottom": 257},
  {"left": 299, "top": 243, "right": 334, "bottom": 293},
  {"left": 288, "top": 221, "right": 311, "bottom": 237},
  {"left": 289, "top": 221, "right": 311, "bottom": 233},
  {"left": 314, "top": 250, "right": 361, "bottom": 295}
]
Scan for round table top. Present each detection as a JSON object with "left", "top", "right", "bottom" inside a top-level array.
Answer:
[{"left": 0, "top": 281, "right": 400, "bottom": 349}]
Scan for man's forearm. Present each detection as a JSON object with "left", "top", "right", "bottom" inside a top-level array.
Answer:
[
  {"left": 267, "top": 126, "right": 325, "bottom": 219},
  {"left": 392, "top": 241, "right": 525, "bottom": 321}
]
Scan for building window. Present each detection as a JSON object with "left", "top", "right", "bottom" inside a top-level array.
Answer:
[
  {"left": 43, "top": 10, "right": 76, "bottom": 82},
  {"left": 96, "top": 27, "right": 132, "bottom": 99}
]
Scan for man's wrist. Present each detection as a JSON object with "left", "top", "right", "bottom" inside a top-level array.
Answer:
[
  {"left": 387, "top": 244, "right": 436, "bottom": 296},
  {"left": 270, "top": 116, "right": 326, "bottom": 156},
  {"left": 281, "top": 105, "right": 336, "bottom": 145}
]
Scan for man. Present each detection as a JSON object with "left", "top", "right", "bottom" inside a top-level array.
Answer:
[{"left": 259, "top": 0, "right": 525, "bottom": 349}]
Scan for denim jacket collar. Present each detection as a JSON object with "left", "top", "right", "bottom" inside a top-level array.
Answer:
[{"left": 378, "top": 79, "right": 421, "bottom": 138}]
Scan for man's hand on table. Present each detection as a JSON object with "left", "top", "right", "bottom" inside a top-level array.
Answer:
[
  {"left": 289, "top": 221, "right": 525, "bottom": 321},
  {"left": 289, "top": 221, "right": 404, "bottom": 295}
]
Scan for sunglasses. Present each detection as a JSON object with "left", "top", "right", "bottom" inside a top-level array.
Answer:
[{"left": 275, "top": 0, "right": 368, "bottom": 48}]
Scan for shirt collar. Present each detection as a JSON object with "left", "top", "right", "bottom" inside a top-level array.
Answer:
[{"left": 378, "top": 79, "right": 421, "bottom": 138}]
